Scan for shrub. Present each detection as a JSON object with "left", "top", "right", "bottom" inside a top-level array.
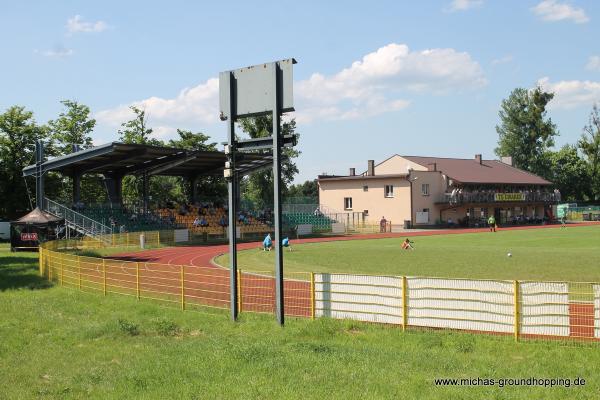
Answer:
[{"left": 117, "top": 319, "right": 139, "bottom": 336}]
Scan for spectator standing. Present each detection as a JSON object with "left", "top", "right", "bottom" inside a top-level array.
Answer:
[{"left": 380, "top": 216, "right": 387, "bottom": 233}]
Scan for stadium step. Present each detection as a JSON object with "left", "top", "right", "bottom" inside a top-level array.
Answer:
[{"left": 43, "top": 198, "right": 113, "bottom": 242}]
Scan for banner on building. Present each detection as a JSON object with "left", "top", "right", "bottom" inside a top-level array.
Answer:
[{"left": 494, "top": 193, "right": 525, "bottom": 202}]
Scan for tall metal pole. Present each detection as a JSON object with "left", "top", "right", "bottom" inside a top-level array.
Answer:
[
  {"left": 225, "top": 71, "right": 239, "bottom": 321},
  {"left": 272, "top": 64, "right": 284, "bottom": 325}
]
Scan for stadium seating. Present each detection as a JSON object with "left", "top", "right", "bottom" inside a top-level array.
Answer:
[
  {"left": 77, "top": 204, "right": 175, "bottom": 233},
  {"left": 157, "top": 205, "right": 272, "bottom": 235},
  {"left": 283, "top": 212, "right": 333, "bottom": 231}
]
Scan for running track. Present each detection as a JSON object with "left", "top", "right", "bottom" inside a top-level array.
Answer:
[{"left": 110, "top": 222, "right": 599, "bottom": 337}]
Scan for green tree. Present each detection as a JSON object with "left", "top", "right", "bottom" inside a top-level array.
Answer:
[
  {"left": 495, "top": 87, "right": 558, "bottom": 177},
  {"left": 49, "top": 100, "right": 95, "bottom": 154},
  {"left": 118, "top": 106, "right": 161, "bottom": 145},
  {"left": 118, "top": 106, "right": 163, "bottom": 203},
  {"left": 168, "top": 129, "right": 225, "bottom": 203},
  {"left": 48, "top": 100, "right": 105, "bottom": 205},
  {"left": 545, "top": 146, "right": 590, "bottom": 201},
  {"left": 578, "top": 104, "right": 600, "bottom": 200},
  {"left": 0, "top": 106, "right": 49, "bottom": 218},
  {"left": 286, "top": 180, "right": 318, "bottom": 203},
  {"left": 168, "top": 129, "right": 217, "bottom": 151},
  {"left": 238, "top": 116, "right": 300, "bottom": 209}
]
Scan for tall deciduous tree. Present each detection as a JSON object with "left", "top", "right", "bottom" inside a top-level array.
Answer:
[
  {"left": 48, "top": 100, "right": 106, "bottom": 205},
  {"left": 578, "top": 104, "right": 600, "bottom": 200},
  {"left": 287, "top": 180, "right": 318, "bottom": 203},
  {"left": 49, "top": 100, "right": 95, "bottom": 154},
  {"left": 544, "top": 146, "right": 590, "bottom": 201},
  {"left": 495, "top": 86, "right": 558, "bottom": 177},
  {"left": 0, "top": 106, "right": 49, "bottom": 218},
  {"left": 238, "top": 116, "right": 300, "bottom": 209},
  {"left": 118, "top": 106, "right": 161, "bottom": 145},
  {"left": 118, "top": 106, "right": 163, "bottom": 203},
  {"left": 168, "top": 129, "right": 225, "bottom": 204}
]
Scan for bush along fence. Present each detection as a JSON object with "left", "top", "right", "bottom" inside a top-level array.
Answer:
[{"left": 39, "top": 232, "right": 599, "bottom": 344}]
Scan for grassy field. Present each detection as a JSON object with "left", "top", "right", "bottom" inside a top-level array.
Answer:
[
  {"left": 215, "top": 225, "right": 600, "bottom": 282},
  {"left": 1, "top": 243, "right": 600, "bottom": 399}
]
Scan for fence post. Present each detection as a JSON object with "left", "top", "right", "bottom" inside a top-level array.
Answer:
[
  {"left": 157, "top": 231, "right": 160, "bottom": 247},
  {"left": 103, "top": 259, "right": 107, "bottom": 296},
  {"left": 39, "top": 248, "right": 43, "bottom": 277},
  {"left": 181, "top": 264, "right": 185, "bottom": 310},
  {"left": 237, "top": 269, "right": 242, "bottom": 312},
  {"left": 514, "top": 280, "right": 520, "bottom": 342},
  {"left": 136, "top": 262, "right": 140, "bottom": 300},
  {"left": 60, "top": 253, "right": 64, "bottom": 286},
  {"left": 310, "top": 272, "right": 315, "bottom": 320},
  {"left": 48, "top": 251, "right": 52, "bottom": 282},
  {"left": 402, "top": 276, "right": 408, "bottom": 331}
]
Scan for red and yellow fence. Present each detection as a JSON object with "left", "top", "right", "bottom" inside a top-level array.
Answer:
[
  {"left": 39, "top": 232, "right": 600, "bottom": 344},
  {"left": 39, "top": 234, "right": 312, "bottom": 318}
]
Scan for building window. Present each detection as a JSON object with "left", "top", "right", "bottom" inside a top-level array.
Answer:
[
  {"left": 421, "top": 184, "right": 430, "bottom": 196},
  {"left": 344, "top": 197, "right": 353, "bottom": 210},
  {"left": 384, "top": 185, "right": 394, "bottom": 198},
  {"left": 363, "top": 185, "right": 368, "bottom": 192}
]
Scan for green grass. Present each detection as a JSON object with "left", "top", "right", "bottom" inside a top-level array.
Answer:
[
  {"left": 215, "top": 225, "right": 600, "bottom": 282},
  {"left": 2, "top": 242, "right": 600, "bottom": 399}
]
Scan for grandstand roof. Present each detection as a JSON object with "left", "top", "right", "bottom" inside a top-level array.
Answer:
[{"left": 23, "top": 142, "right": 274, "bottom": 178}]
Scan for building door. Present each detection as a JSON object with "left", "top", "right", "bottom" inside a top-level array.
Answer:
[{"left": 494, "top": 207, "right": 502, "bottom": 223}]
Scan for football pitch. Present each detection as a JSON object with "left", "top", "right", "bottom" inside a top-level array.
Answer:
[{"left": 216, "top": 225, "right": 600, "bottom": 282}]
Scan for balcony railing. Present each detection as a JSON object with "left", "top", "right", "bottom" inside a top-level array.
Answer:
[{"left": 438, "top": 191, "right": 560, "bottom": 205}]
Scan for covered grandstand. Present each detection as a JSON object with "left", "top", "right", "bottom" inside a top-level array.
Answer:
[{"left": 22, "top": 141, "right": 277, "bottom": 239}]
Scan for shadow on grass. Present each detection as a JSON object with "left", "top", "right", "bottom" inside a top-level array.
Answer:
[{"left": 0, "top": 254, "right": 53, "bottom": 291}]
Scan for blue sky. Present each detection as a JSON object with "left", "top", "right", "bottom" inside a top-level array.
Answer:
[{"left": 1, "top": 0, "right": 599, "bottom": 182}]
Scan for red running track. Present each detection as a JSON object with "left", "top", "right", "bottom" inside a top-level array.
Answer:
[{"left": 110, "top": 222, "right": 599, "bottom": 333}]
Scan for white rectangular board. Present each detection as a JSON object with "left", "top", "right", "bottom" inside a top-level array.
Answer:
[
  {"left": 407, "top": 278, "right": 514, "bottom": 333},
  {"left": 520, "top": 282, "right": 569, "bottom": 337},
  {"left": 174, "top": 229, "right": 189, "bottom": 243},
  {"left": 315, "top": 274, "right": 402, "bottom": 324}
]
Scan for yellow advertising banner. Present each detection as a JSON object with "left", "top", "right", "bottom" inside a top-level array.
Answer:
[{"left": 494, "top": 193, "right": 525, "bottom": 202}]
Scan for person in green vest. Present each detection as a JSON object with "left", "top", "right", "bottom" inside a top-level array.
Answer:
[{"left": 488, "top": 215, "right": 497, "bottom": 232}]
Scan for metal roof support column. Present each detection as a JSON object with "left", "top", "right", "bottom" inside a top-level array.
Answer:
[
  {"left": 72, "top": 172, "right": 81, "bottom": 205},
  {"left": 142, "top": 171, "right": 149, "bottom": 214},
  {"left": 35, "top": 140, "right": 45, "bottom": 210},
  {"left": 189, "top": 175, "right": 198, "bottom": 205}
]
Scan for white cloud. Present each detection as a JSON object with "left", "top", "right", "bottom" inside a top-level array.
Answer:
[
  {"left": 34, "top": 46, "right": 74, "bottom": 58},
  {"left": 95, "top": 78, "right": 220, "bottom": 139},
  {"left": 531, "top": 0, "right": 589, "bottom": 24},
  {"left": 295, "top": 43, "right": 486, "bottom": 122},
  {"left": 95, "top": 43, "right": 486, "bottom": 135},
  {"left": 538, "top": 77, "right": 600, "bottom": 109},
  {"left": 447, "top": 0, "right": 483, "bottom": 12},
  {"left": 586, "top": 56, "right": 600, "bottom": 71},
  {"left": 66, "top": 15, "right": 108, "bottom": 34},
  {"left": 491, "top": 55, "right": 513, "bottom": 66}
]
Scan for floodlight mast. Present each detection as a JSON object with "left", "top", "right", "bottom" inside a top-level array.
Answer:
[{"left": 219, "top": 59, "right": 296, "bottom": 326}]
